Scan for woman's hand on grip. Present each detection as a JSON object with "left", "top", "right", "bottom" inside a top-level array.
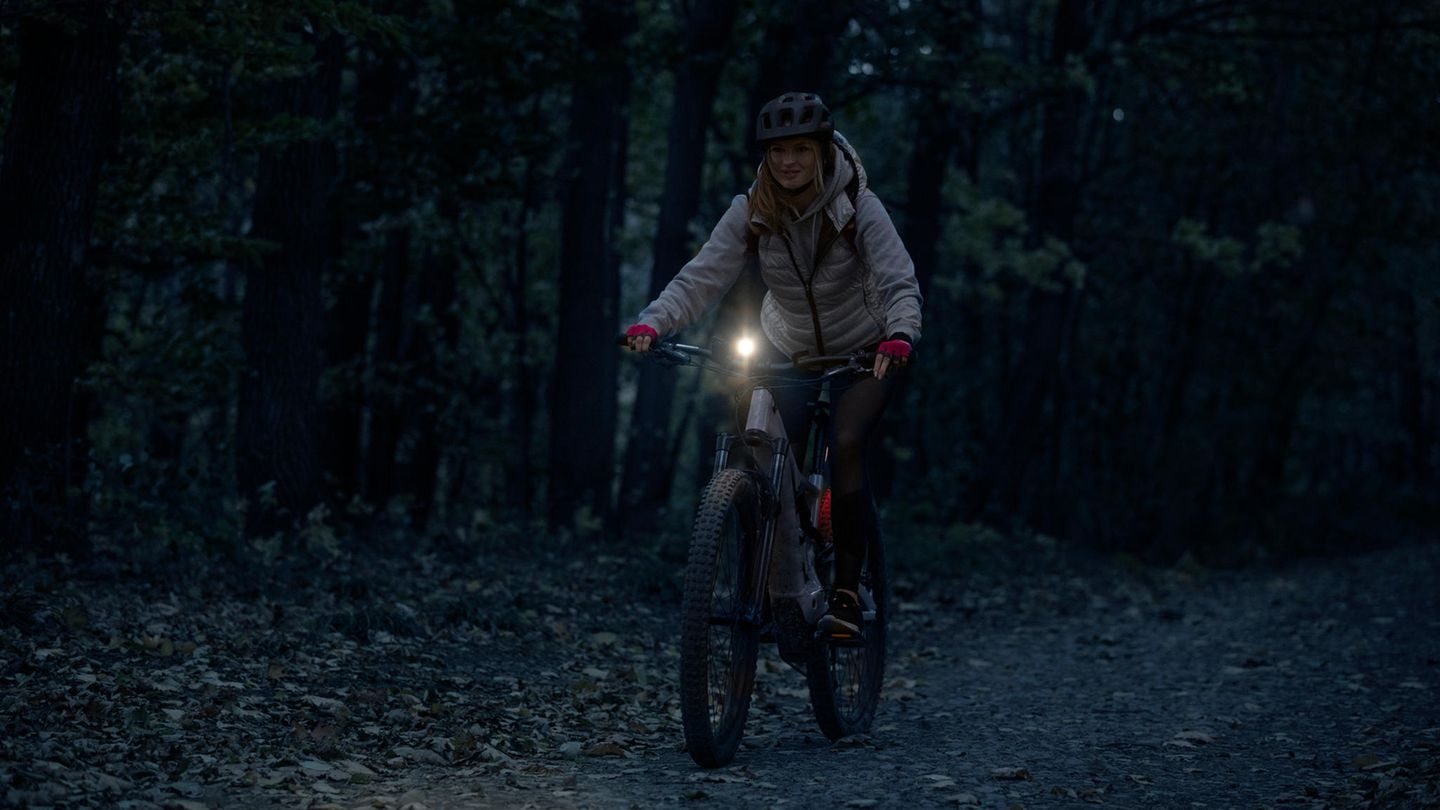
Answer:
[
  {"left": 874, "top": 336, "right": 911, "bottom": 380},
  {"left": 625, "top": 323, "right": 658, "bottom": 352}
]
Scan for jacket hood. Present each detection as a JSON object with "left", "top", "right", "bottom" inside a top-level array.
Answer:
[{"left": 824, "top": 131, "right": 868, "bottom": 228}]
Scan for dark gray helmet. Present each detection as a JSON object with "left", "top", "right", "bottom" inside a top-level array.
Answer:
[{"left": 756, "top": 92, "right": 833, "bottom": 143}]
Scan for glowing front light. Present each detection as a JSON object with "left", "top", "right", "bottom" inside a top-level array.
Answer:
[{"left": 736, "top": 337, "right": 756, "bottom": 358}]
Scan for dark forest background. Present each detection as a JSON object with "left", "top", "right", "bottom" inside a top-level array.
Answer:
[{"left": 1, "top": 0, "right": 1437, "bottom": 567}]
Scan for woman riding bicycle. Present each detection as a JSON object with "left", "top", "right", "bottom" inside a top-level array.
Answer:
[{"left": 625, "top": 92, "right": 923, "bottom": 642}]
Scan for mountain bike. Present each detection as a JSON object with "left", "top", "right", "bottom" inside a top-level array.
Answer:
[{"left": 621, "top": 337, "right": 888, "bottom": 768}]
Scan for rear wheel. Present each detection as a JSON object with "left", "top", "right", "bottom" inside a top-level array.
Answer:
[
  {"left": 679, "top": 469, "right": 764, "bottom": 767},
  {"left": 806, "top": 525, "right": 887, "bottom": 740}
]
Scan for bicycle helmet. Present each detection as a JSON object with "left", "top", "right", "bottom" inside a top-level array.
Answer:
[{"left": 756, "top": 92, "right": 833, "bottom": 143}]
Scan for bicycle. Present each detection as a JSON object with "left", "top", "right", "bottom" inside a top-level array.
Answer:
[{"left": 620, "top": 336, "right": 889, "bottom": 768}]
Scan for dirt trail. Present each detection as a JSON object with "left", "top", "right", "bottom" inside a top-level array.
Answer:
[
  {"left": 542, "top": 542, "right": 1440, "bottom": 809},
  {"left": 2, "top": 540, "right": 1437, "bottom": 809}
]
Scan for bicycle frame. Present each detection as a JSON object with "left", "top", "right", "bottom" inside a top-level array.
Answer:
[
  {"left": 707, "top": 354, "right": 868, "bottom": 627},
  {"left": 628, "top": 338, "right": 872, "bottom": 629},
  {"left": 715, "top": 387, "right": 808, "bottom": 629}
]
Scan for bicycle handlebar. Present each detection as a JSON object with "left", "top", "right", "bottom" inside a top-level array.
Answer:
[{"left": 617, "top": 335, "right": 874, "bottom": 379}]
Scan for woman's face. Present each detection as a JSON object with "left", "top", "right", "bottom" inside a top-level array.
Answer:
[{"left": 766, "top": 137, "right": 820, "bottom": 191}]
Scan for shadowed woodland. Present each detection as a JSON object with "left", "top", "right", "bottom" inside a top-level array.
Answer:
[
  {"left": 1, "top": 0, "right": 1437, "bottom": 560},
  {"left": 1, "top": 0, "right": 1439, "bottom": 807}
]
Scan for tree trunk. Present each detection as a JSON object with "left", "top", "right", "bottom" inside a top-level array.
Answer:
[
  {"left": 322, "top": 248, "right": 368, "bottom": 501},
  {"left": 904, "top": 106, "right": 954, "bottom": 304},
  {"left": 621, "top": 0, "right": 741, "bottom": 528},
  {"left": 1143, "top": 253, "right": 1213, "bottom": 558},
  {"left": 503, "top": 143, "right": 541, "bottom": 518},
  {"left": 0, "top": 7, "right": 124, "bottom": 554},
  {"left": 323, "top": 50, "right": 416, "bottom": 503},
  {"left": 365, "top": 227, "right": 412, "bottom": 505},
  {"left": 969, "top": 0, "right": 1090, "bottom": 523},
  {"left": 873, "top": 92, "right": 961, "bottom": 499},
  {"left": 1249, "top": 286, "right": 1334, "bottom": 503},
  {"left": 397, "top": 252, "right": 460, "bottom": 531},
  {"left": 548, "top": 0, "right": 634, "bottom": 531},
  {"left": 1396, "top": 287, "right": 1430, "bottom": 484},
  {"left": 237, "top": 33, "right": 343, "bottom": 538}
]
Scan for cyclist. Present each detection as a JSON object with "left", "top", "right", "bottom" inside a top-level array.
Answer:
[{"left": 624, "top": 91, "right": 923, "bottom": 642}]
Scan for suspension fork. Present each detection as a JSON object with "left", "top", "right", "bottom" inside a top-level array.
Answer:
[
  {"left": 742, "top": 433, "right": 789, "bottom": 625},
  {"left": 709, "top": 431, "right": 787, "bottom": 626},
  {"left": 712, "top": 433, "right": 738, "bottom": 478}
]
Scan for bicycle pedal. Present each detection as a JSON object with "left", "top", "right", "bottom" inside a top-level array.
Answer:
[{"left": 815, "top": 629, "right": 866, "bottom": 648}]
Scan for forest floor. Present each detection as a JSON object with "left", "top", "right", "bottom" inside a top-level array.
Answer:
[{"left": 2, "top": 528, "right": 1438, "bottom": 810}]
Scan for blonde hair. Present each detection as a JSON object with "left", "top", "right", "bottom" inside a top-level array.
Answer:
[{"left": 747, "top": 138, "right": 837, "bottom": 237}]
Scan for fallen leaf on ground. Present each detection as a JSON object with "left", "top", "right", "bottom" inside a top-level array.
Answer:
[
  {"left": 302, "top": 695, "right": 348, "bottom": 715},
  {"left": 338, "top": 760, "right": 376, "bottom": 777},
  {"left": 991, "top": 767, "right": 1029, "bottom": 780},
  {"left": 392, "top": 746, "right": 446, "bottom": 766},
  {"left": 1352, "top": 754, "right": 1399, "bottom": 771},
  {"left": 1173, "top": 730, "right": 1216, "bottom": 744}
]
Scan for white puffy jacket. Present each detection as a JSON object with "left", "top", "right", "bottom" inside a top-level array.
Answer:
[{"left": 635, "top": 132, "right": 923, "bottom": 357}]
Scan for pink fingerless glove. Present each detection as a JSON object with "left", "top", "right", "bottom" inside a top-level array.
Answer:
[
  {"left": 877, "top": 338, "right": 911, "bottom": 359},
  {"left": 626, "top": 324, "right": 658, "bottom": 339}
]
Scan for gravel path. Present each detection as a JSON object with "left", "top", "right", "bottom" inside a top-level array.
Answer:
[
  {"left": 3, "top": 539, "right": 1437, "bottom": 809},
  {"left": 526, "top": 541, "right": 1440, "bottom": 809}
]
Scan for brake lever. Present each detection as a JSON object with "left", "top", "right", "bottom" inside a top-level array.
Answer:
[
  {"left": 819, "top": 355, "right": 869, "bottom": 380},
  {"left": 652, "top": 345, "right": 692, "bottom": 366}
]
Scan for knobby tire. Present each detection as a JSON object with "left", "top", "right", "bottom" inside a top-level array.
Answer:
[{"left": 679, "top": 468, "right": 763, "bottom": 767}]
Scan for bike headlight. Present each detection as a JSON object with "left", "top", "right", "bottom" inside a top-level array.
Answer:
[{"left": 735, "top": 337, "right": 756, "bottom": 358}]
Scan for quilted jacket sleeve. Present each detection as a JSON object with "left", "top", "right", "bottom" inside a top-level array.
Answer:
[
  {"left": 634, "top": 195, "right": 752, "bottom": 337},
  {"left": 854, "top": 191, "right": 924, "bottom": 343}
]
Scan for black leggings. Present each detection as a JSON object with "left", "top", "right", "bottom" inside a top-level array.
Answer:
[{"left": 761, "top": 342, "right": 895, "bottom": 594}]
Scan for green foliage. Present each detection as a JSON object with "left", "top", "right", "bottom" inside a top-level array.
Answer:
[
  {"left": 1171, "top": 218, "right": 1303, "bottom": 279},
  {"left": 86, "top": 274, "right": 243, "bottom": 552},
  {"left": 939, "top": 180, "right": 1086, "bottom": 301},
  {"left": 2, "top": 0, "right": 1434, "bottom": 562},
  {"left": 1171, "top": 218, "right": 1246, "bottom": 276},
  {"left": 854, "top": 0, "right": 1440, "bottom": 561}
]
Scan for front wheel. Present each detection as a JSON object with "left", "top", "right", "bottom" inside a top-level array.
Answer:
[
  {"left": 679, "top": 469, "right": 764, "bottom": 767},
  {"left": 806, "top": 523, "right": 887, "bottom": 740}
]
